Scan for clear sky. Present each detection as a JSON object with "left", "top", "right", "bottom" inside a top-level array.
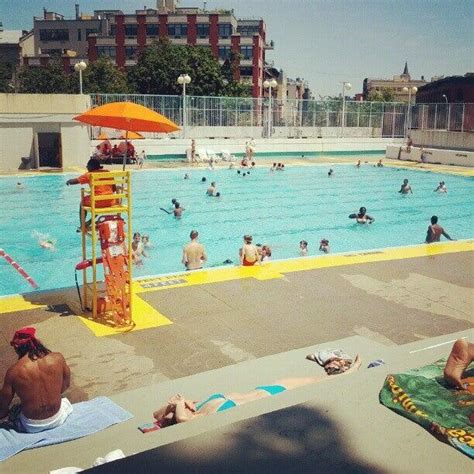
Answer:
[{"left": 1, "top": 0, "right": 472, "bottom": 96}]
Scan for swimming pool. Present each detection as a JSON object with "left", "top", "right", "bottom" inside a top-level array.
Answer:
[{"left": 0, "top": 164, "right": 472, "bottom": 296}]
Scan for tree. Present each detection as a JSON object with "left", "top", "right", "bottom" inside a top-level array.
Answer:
[
  {"left": 0, "top": 63, "right": 13, "bottom": 93},
  {"left": 75, "top": 57, "right": 129, "bottom": 94},
  {"left": 367, "top": 87, "right": 395, "bottom": 102},
  {"left": 18, "top": 60, "right": 71, "bottom": 93},
  {"left": 128, "top": 39, "right": 228, "bottom": 96}
]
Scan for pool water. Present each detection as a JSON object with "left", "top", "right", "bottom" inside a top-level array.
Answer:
[{"left": 0, "top": 164, "right": 472, "bottom": 296}]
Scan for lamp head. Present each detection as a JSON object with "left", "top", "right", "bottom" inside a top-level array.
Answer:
[
  {"left": 183, "top": 74, "right": 191, "bottom": 84},
  {"left": 270, "top": 79, "right": 277, "bottom": 88},
  {"left": 263, "top": 80, "right": 270, "bottom": 89},
  {"left": 402, "top": 86, "right": 408, "bottom": 93},
  {"left": 74, "top": 61, "right": 87, "bottom": 72},
  {"left": 344, "top": 82, "right": 352, "bottom": 90},
  {"left": 412, "top": 86, "right": 418, "bottom": 93}
]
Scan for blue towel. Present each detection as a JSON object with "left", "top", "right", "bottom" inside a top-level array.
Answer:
[{"left": 0, "top": 396, "right": 133, "bottom": 462}]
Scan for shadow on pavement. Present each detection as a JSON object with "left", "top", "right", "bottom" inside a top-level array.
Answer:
[{"left": 87, "top": 404, "right": 384, "bottom": 473}]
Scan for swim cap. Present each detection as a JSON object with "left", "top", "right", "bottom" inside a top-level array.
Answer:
[{"left": 11, "top": 327, "right": 37, "bottom": 349}]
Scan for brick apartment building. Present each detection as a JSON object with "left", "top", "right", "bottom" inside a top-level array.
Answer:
[{"left": 22, "top": 0, "right": 273, "bottom": 98}]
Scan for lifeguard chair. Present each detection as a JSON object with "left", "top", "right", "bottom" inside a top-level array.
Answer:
[{"left": 78, "top": 171, "right": 133, "bottom": 327}]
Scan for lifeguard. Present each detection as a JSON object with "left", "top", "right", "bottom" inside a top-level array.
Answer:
[{"left": 66, "top": 158, "right": 116, "bottom": 230}]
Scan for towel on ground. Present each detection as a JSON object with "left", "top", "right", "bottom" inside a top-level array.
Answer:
[
  {"left": 379, "top": 358, "right": 473, "bottom": 458},
  {"left": 0, "top": 397, "right": 132, "bottom": 462},
  {"left": 306, "top": 348, "right": 354, "bottom": 374}
]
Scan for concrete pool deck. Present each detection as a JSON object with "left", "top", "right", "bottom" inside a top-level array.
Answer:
[{"left": 0, "top": 241, "right": 472, "bottom": 472}]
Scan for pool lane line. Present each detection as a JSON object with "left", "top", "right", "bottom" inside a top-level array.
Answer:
[{"left": 134, "top": 240, "right": 474, "bottom": 294}]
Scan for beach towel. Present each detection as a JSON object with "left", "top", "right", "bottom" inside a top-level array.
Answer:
[
  {"left": 0, "top": 397, "right": 132, "bottom": 462},
  {"left": 379, "top": 358, "right": 473, "bottom": 458}
]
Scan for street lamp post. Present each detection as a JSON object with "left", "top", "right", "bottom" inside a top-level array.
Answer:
[
  {"left": 74, "top": 61, "right": 87, "bottom": 94},
  {"left": 263, "top": 79, "right": 277, "bottom": 138},
  {"left": 402, "top": 86, "right": 418, "bottom": 137},
  {"left": 177, "top": 73, "right": 191, "bottom": 138},
  {"left": 341, "top": 82, "right": 352, "bottom": 137},
  {"left": 442, "top": 94, "right": 449, "bottom": 130}
]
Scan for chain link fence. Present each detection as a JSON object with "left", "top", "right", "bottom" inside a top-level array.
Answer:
[{"left": 90, "top": 94, "right": 473, "bottom": 138}]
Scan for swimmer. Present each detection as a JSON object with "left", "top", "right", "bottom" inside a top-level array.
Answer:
[
  {"left": 132, "top": 232, "right": 145, "bottom": 264},
  {"left": 201, "top": 177, "right": 207, "bottom": 182},
  {"left": 398, "top": 178, "right": 413, "bottom": 194},
  {"left": 261, "top": 245, "right": 272, "bottom": 262},
  {"left": 207, "top": 182, "right": 216, "bottom": 196},
  {"left": 16, "top": 182, "right": 24, "bottom": 190},
  {"left": 328, "top": 169, "right": 334, "bottom": 177},
  {"left": 376, "top": 159, "right": 383, "bottom": 167},
  {"left": 214, "top": 192, "right": 221, "bottom": 198},
  {"left": 237, "top": 170, "right": 241, "bottom": 175},
  {"left": 355, "top": 160, "right": 361, "bottom": 168},
  {"left": 173, "top": 202, "right": 185, "bottom": 219},
  {"left": 228, "top": 163, "right": 235, "bottom": 169},
  {"left": 434, "top": 181, "right": 447, "bottom": 193},
  {"left": 142, "top": 234, "right": 152, "bottom": 248},
  {"left": 319, "top": 239, "right": 330, "bottom": 253},
  {"left": 33, "top": 231, "right": 56, "bottom": 251},
  {"left": 184, "top": 173, "right": 190, "bottom": 180},
  {"left": 239, "top": 235, "right": 260, "bottom": 266},
  {"left": 349, "top": 207, "right": 375, "bottom": 224},
  {"left": 299, "top": 240, "right": 308, "bottom": 256}
]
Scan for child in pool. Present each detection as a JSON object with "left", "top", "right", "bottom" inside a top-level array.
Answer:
[
  {"left": 299, "top": 240, "right": 308, "bottom": 256},
  {"left": 319, "top": 239, "right": 330, "bottom": 253}
]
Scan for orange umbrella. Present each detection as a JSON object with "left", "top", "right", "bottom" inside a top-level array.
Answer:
[
  {"left": 74, "top": 102, "right": 180, "bottom": 169},
  {"left": 119, "top": 131, "right": 144, "bottom": 140},
  {"left": 73, "top": 102, "right": 180, "bottom": 134}
]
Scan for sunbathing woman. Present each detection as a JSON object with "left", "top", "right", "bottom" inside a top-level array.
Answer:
[{"left": 153, "top": 355, "right": 361, "bottom": 426}]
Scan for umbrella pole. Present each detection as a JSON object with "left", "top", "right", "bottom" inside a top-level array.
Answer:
[{"left": 122, "top": 135, "right": 127, "bottom": 171}]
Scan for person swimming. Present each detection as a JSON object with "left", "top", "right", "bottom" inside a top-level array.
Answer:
[
  {"left": 328, "top": 169, "right": 334, "bottom": 177},
  {"left": 349, "top": 207, "right": 374, "bottom": 224},
  {"left": 319, "top": 239, "right": 330, "bottom": 253},
  {"left": 33, "top": 231, "right": 56, "bottom": 251},
  {"left": 184, "top": 173, "right": 190, "bottom": 180},
  {"left": 299, "top": 240, "right": 308, "bottom": 256}
]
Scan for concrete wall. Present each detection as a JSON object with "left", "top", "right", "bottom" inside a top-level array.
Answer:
[
  {"left": 93, "top": 137, "right": 401, "bottom": 160},
  {"left": 0, "top": 94, "right": 91, "bottom": 172},
  {"left": 411, "top": 130, "right": 474, "bottom": 151},
  {"left": 385, "top": 144, "right": 474, "bottom": 167}
]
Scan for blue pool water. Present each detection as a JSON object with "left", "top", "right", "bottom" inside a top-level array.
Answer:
[{"left": 0, "top": 164, "right": 473, "bottom": 296}]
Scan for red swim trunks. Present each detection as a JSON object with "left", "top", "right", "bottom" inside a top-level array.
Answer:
[{"left": 242, "top": 257, "right": 257, "bottom": 266}]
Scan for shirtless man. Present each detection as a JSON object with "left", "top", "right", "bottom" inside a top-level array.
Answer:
[
  {"left": 0, "top": 327, "right": 72, "bottom": 433},
  {"left": 239, "top": 235, "right": 260, "bottom": 266},
  {"left": 399, "top": 178, "right": 413, "bottom": 194},
  {"left": 444, "top": 339, "right": 474, "bottom": 390},
  {"left": 434, "top": 181, "right": 447, "bottom": 193},
  {"left": 425, "top": 215, "right": 454, "bottom": 243},
  {"left": 207, "top": 182, "right": 217, "bottom": 196},
  {"left": 173, "top": 202, "right": 185, "bottom": 219},
  {"left": 182, "top": 230, "right": 207, "bottom": 270}
]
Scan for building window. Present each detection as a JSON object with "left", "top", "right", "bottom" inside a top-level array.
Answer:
[
  {"left": 240, "top": 66, "right": 253, "bottom": 76},
  {"left": 240, "top": 45, "right": 252, "bottom": 60},
  {"left": 124, "top": 24, "right": 138, "bottom": 37},
  {"left": 110, "top": 24, "right": 116, "bottom": 35},
  {"left": 168, "top": 24, "right": 187, "bottom": 38},
  {"left": 97, "top": 46, "right": 116, "bottom": 58},
  {"left": 41, "top": 49, "right": 62, "bottom": 56},
  {"left": 218, "top": 23, "right": 232, "bottom": 38},
  {"left": 196, "top": 23, "right": 209, "bottom": 37},
  {"left": 77, "top": 29, "right": 82, "bottom": 41},
  {"left": 39, "top": 29, "right": 69, "bottom": 41},
  {"left": 218, "top": 46, "right": 231, "bottom": 60},
  {"left": 237, "top": 25, "right": 259, "bottom": 36},
  {"left": 125, "top": 46, "right": 137, "bottom": 59},
  {"left": 146, "top": 24, "right": 159, "bottom": 36},
  {"left": 86, "top": 29, "right": 98, "bottom": 38}
]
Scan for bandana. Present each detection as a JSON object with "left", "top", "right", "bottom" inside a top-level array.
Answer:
[{"left": 10, "top": 327, "right": 37, "bottom": 349}]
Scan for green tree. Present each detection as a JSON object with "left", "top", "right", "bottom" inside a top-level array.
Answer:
[
  {"left": 18, "top": 59, "right": 71, "bottom": 93},
  {"left": 128, "top": 39, "right": 228, "bottom": 96},
  {"left": 74, "top": 57, "right": 129, "bottom": 94},
  {"left": 367, "top": 87, "right": 395, "bottom": 102},
  {"left": 0, "top": 62, "right": 13, "bottom": 93}
]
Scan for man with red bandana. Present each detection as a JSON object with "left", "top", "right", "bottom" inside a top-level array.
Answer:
[{"left": 0, "top": 327, "right": 72, "bottom": 433}]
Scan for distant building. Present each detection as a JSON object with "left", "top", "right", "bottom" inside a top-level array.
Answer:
[
  {"left": 0, "top": 22, "right": 23, "bottom": 68},
  {"left": 415, "top": 73, "right": 474, "bottom": 103},
  {"left": 22, "top": 1, "right": 273, "bottom": 98},
  {"left": 363, "top": 62, "right": 427, "bottom": 102}
]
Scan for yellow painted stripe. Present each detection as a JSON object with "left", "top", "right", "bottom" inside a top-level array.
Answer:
[
  {"left": 134, "top": 241, "right": 473, "bottom": 293},
  {"left": 78, "top": 294, "right": 172, "bottom": 337},
  {"left": 0, "top": 295, "right": 46, "bottom": 314}
]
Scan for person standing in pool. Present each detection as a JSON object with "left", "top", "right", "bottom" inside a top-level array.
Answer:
[
  {"left": 173, "top": 202, "right": 185, "bottom": 219},
  {"left": 434, "top": 181, "right": 447, "bottom": 193},
  {"left": 425, "top": 216, "right": 454, "bottom": 243},
  {"left": 207, "top": 182, "right": 217, "bottom": 196},
  {"left": 182, "top": 230, "right": 207, "bottom": 270},
  {"left": 239, "top": 235, "right": 260, "bottom": 266},
  {"left": 349, "top": 207, "right": 375, "bottom": 224},
  {"left": 399, "top": 179, "right": 413, "bottom": 194}
]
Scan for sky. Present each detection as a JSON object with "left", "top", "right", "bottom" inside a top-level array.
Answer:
[{"left": 1, "top": 0, "right": 472, "bottom": 96}]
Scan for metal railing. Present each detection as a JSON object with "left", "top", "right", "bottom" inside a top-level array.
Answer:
[{"left": 90, "top": 94, "right": 473, "bottom": 138}]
